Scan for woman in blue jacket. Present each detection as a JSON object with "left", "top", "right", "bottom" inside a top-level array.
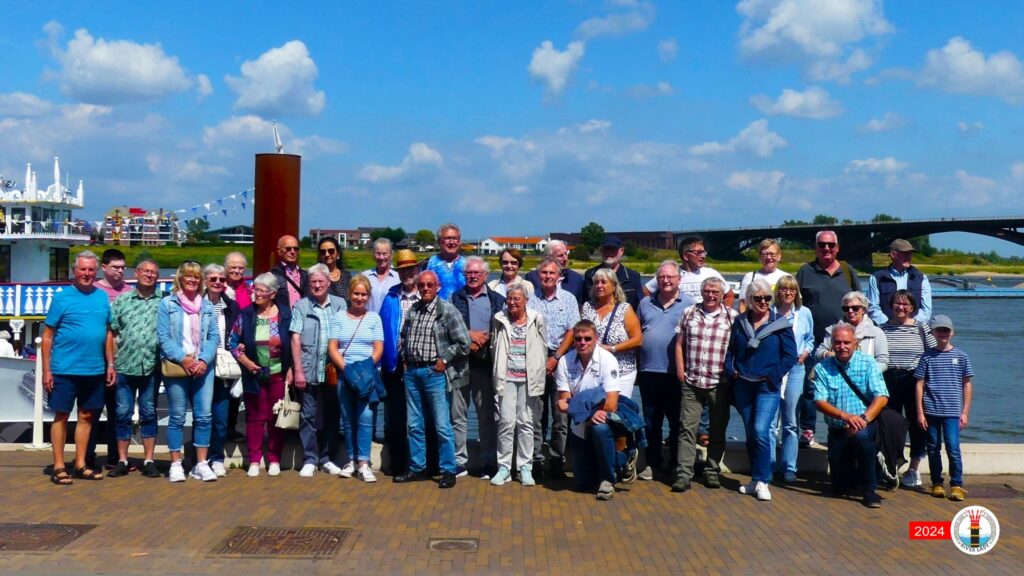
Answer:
[{"left": 157, "top": 261, "right": 220, "bottom": 483}]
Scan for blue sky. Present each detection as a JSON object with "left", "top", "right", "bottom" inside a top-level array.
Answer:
[{"left": 3, "top": 1, "right": 1024, "bottom": 254}]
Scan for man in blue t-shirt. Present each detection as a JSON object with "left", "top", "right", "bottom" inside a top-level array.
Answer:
[{"left": 42, "top": 250, "right": 115, "bottom": 485}]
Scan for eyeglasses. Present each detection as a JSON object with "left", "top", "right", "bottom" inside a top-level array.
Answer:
[
  {"left": 701, "top": 290, "right": 721, "bottom": 296},
  {"left": 440, "top": 236, "right": 460, "bottom": 242},
  {"left": 752, "top": 295, "right": 772, "bottom": 303},
  {"left": 778, "top": 287, "right": 797, "bottom": 294},
  {"left": 465, "top": 270, "right": 485, "bottom": 276},
  {"left": 574, "top": 336, "right": 594, "bottom": 342},
  {"left": 759, "top": 251, "right": 778, "bottom": 258},
  {"left": 319, "top": 248, "right": 337, "bottom": 255},
  {"left": 254, "top": 288, "right": 276, "bottom": 296},
  {"left": 841, "top": 305, "right": 864, "bottom": 312},
  {"left": 685, "top": 250, "right": 708, "bottom": 257},
  {"left": 817, "top": 242, "right": 837, "bottom": 249},
  {"left": 656, "top": 275, "right": 680, "bottom": 281},
  {"left": 500, "top": 260, "right": 519, "bottom": 266},
  {"left": 207, "top": 276, "right": 226, "bottom": 283},
  {"left": 282, "top": 246, "right": 299, "bottom": 252}
]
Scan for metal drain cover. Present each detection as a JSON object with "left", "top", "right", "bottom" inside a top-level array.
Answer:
[
  {"left": 0, "top": 523, "right": 97, "bottom": 552},
  {"left": 208, "top": 527, "right": 350, "bottom": 559},
  {"left": 967, "top": 483, "right": 1021, "bottom": 498},
  {"left": 429, "top": 538, "right": 479, "bottom": 552}
]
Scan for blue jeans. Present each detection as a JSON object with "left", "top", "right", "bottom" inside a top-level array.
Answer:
[
  {"left": 827, "top": 424, "right": 878, "bottom": 493},
  {"left": 115, "top": 373, "right": 159, "bottom": 441},
  {"left": 774, "top": 364, "right": 805, "bottom": 475},
  {"left": 925, "top": 415, "right": 963, "bottom": 487},
  {"left": 404, "top": 366, "right": 457, "bottom": 474},
  {"left": 570, "top": 423, "right": 625, "bottom": 491},
  {"left": 339, "top": 382, "right": 374, "bottom": 463},
  {"left": 208, "top": 378, "right": 231, "bottom": 463},
  {"left": 299, "top": 384, "right": 341, "bottom": 466},
  {"left": 165, "top": 371, "right": 214, "bottom": 452},
  {"left": 733, "top": 378, "right": 781, "bottom": 484}
]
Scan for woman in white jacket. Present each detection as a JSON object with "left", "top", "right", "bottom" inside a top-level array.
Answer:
[{"left": 490, "top": 284, "right": 548, "bottom": 486}]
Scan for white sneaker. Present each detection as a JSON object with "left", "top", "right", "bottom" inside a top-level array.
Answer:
[
  {"left": 169, "top": 461, "right": 186, "bottom": 483},
  {"left": 321, "top": 462, "right": 343, "bottom": 476},
  {"left": 339, "top": 462, "right": 355, "bottom": 478},
  {"left": 268, "top": 462, "right": 281, "bottom": 476},
  {"left": 754, "top": 481, "right": 772, "bottom": 502},
  {"left": 191, "top": 460, "right": 218, "bottom": 482},
  {"left": 738, "top": 481, "right": 757, "bottom": 495},
  {"left": 247, "top": 463, "right": 261, "bottom": 477},
  {"left": 299, "top": 463, "right": 316, "bottom": 478},
  {"left": 900, "top": 469, "right": 922, "bottom": 488},
  {"left": 357, "top": 464, "right": 377, "bottom": 483},
  {"left": 211, "top": 461, "right": 227, "bottom": 477}
]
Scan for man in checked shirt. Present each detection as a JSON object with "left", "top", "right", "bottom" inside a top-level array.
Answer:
[{"left": 671, "top": 277, "right": 739, "bottom": 493}]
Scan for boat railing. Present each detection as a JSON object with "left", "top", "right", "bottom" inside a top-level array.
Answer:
[
  {"left": 1, "top": 219, "right": 90, "bottom": 239},
  {"left": 0, "top": 280, "right": 176, "bottom": 318}
]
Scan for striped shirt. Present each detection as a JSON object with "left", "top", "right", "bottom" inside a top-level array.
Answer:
[
  {"left": 675, "top": 304, "right": 739, "bottom": 389},
  {"left": 330, "top": 312, "right": 384, "bottom": 363},
  {"left": 813, "top": 351, "right": 888, "bottom": 429},
  {"left": 915, "top": 347, "right": 974, "bottom": 417},
  {"left": 882, "top": 322, "right": 936, "bottom": 371}
]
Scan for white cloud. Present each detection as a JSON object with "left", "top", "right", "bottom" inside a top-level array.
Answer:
[
  {"left": 628, "top": 81, "right": 676, "bottom": 98},
  {"left": 528, "top": 41, "right": 585, "bottom": 95},
  {"left": 957, "top": 120, "right": 984, "bottom": 136},
  {"left": 560, "top": 119, "right": 612, "bottom": 135},
  {"left": 146, "top": 153, "right": 229, "bottom": 182},
  {"left": 689, "top": 119, "right": 787, "bottom": 158},
  {"left": 475, "top": 135, "right": 544, "bottom": 180},
  {"left": 196, "top": 74, "right": 213, "bottom": 99},
  {"left": 659, "top": 39, "right": 678, "bottom": 62},
  {"left": 1011, "top": 161, "right": 1024, "bottom": 179},
  {"left": 359, "top": 143, "right": 444, "bottom": 182},
  {"left": 952, "top": 169, "right": 997, "bottom": 207},
  {"left": 201, "top": 115, "right": 345, "bottom": 158},
  {"left": 44, "top": 21, "right": 203, "bottom": 104},
  {"left": 726, "top": 170, "right": 786, "bottom": 197},
  {"left": 859, "top": 112, "right": 904, "bottom": 133},
  {"left": 225, "top": 40, "right": 326, "bottom": 116},
  {"left": 750, "top": 86, "right": 843, "bottom": 118},
  {"left": 914, "top": 37, "right": 1024, "bottom": 104},
  {"left": 845, "top": 157, "right": 908, "bottom": 174},
  {"left": 736, "top": 0, "right": 892, "bottom": 82},
  {"left": 576, "top": 1, "right": 656, "bottom": 40},
  {"left": 0, "top": 92, "right": 56, "bottom": 117}
]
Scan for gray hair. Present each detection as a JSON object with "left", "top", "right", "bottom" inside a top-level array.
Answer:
[
  {"left": 437, "top": 222, "right": 460, "bottom": 239},
  {"left": 545, "top": 239, "right": 567, "bottom": 254},
  {"left": 745, "top": 278, "right": 772, "bottom": 301},
  {"left": 657, "top": 259, "right": 680, "bottom": 276},
  {"left": 252, "top": 272, "right": 279, "bottom": 292},
  {"left": 537, "top": 256, "right": 562, "bottom": 273},
  {"left": 506, "top": 284, "right": 530, "bottom": 301},
  {"left": 372, "top": 237, "right": 393, "bottom": 252},
  {"left": 815, "top": 230, "right": 838, "bottom": 243},
  {"left": 841, "top": 290, "right": 869, "bottom": 309},
  {"left": 203, "top": 263, "right": 225, "bottom": 277},
  {"left": 75, "top": 250, "right": 98, "bottom": 266},
  {"left": 701, "top": 276, "right": 726, "bottom": 293},
  {"left": 464, "top": 255, "right": 489, "bottom": 273},
  {"left": 224, "top": 251, "right": 247, "bottom": 266},
  {"left": 831, "top": 321, "right": 858, "bottom": 341},
  {"left": 307, "top": 263, "right": 331, "bottom": 281}
]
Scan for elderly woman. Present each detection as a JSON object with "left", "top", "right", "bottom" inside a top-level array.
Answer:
[
  {"left": 157, "top": 261, "right": 220, "bottom": 483},
  {"left": 739, "top": 239, "right": 787, "bottom": 312},
  {"left": 724, "top": 278, "right": 797, "bottom": 502},
  {"left": 580, "top": 268, "right": 643, "bottom": 398},
  {"left": 224, "top": 251, "right": 252, "bottom": 309},
  {"left": 204, "top": 263, "right": 241, "bottom": 478},
  {"left": 488, "top": 248, "right": 535, "bottom": 297},
  {"left": 490, "top": 284, "right": 547, "bottom": 487},
  {"left": 229, "top": 273, "right": 293, "bottom": 477},
  {"left": 318, "top": 236, "right": 352, "bottom": 299},
  {"left": 290, "top": 263, "right": 348, "bottom": 478},
  {"left": 771, "top": 274, "right": 814, "bottom": 483},
  {"left": 328, "top": 275, "right": 383, "bottom": 482},
  {"left": 815, "top": 291, "right": 889, "bottom": 371},
  {"left": 881, "top": 289, "right": 936, "bottom": 489}
]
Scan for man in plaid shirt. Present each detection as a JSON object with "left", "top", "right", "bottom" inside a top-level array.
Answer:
[{"left": 671, "top": 277, "right": 739, "bottom": 492}]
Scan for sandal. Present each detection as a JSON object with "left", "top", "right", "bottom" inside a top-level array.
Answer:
[
  {"left": 51, "top": 467, "right": 73, "bottom": 486},
  {"left": 72, "top": 466, "right": 104, "bottom": 481}
]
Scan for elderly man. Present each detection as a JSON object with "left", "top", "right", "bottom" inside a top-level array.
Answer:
[
  {"left": 527, "top": 256, "right": 580, "bottom": 479},
  {"left": 813, "top": 322, "right": 888, "bottom": 508},
  {"left": 393, "top": 270, "right": 471, "bottom": 488},
  {"left": 450, "top": 256, "right": 505, "bottom": 478},
  {"left": 363, "top": 238, "right": 400, "bottom": 313},
  {"left": 107, "top": 258, "right": 163, "bottom": 479},
  {"left": 867, "top": 238, "right": 932, "bottom": 325},
  {"left": 379, "top": 249, "right": 422, "bottom": 475},
  {"left": 424, "top": 223, "right": 466, "bottom": 300},
  {"left": 271, "top": 234, "right": 308, "bottom": 310},
  {"left": 583, "top": 235, "right": 643, "bottom": 311},
  {"left": 42, "top": 251, "right": 116, "bottom": 485},
  {"left": 671, "top": 277, "right": 739, "bottom": 492},
  {"left": 526, "top": 239, "right": 585, "bottom": 305},
  {"left": 636, "top": 261, "right": 695, "bottom": 480},
  {"left": 290, "top": 263, "right": 348, "bottom": 477},
  {"left": 795, "top": 230, "right": 860, "bottom": 447}
]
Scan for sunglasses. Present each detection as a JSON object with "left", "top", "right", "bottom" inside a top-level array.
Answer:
[
  {"left": 207, "top": 276, "right": 226, "bottom": 283},
  {"left": 817, "top": 242, "right": 837, "bottom": 249},
  {"left": 500, "top": 260, "right": 519, "bottom": 266},
  {"left": 416, "top": 282, "right": 437, "bottom": 288},
  {"left": 319, "top": 248, "right": 337, "bottom": 255},
  {"left": 842, "top": 305, "right": 864, "bottom": 312},
  {"left": 282, "top": 246, "right": 299, "bottom": 252},
  {"left": 685, "top": 249, "right": 708, "bottom": 256},
  {"left": 752, "top": 295, "right": 772, "bottom": 303},
  {"left": 574, "top": 336, "right": 594, "bottom": 342}
]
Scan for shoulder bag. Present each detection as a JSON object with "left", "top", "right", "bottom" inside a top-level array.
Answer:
[
  {"left": 215, "top": 348, "right": 242, "bottom": 380},
  {"left": 272, "top": 380, "right": 301, "bottom": 430},
  {"left": 161, "top": 357, "right": 189, "bottom": 378}
]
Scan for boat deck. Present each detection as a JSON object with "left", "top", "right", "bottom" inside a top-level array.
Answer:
[{"left": 0, "top": 449, "right": 1020, "bottom": 574}]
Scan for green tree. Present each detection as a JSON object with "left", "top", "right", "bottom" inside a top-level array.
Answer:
[
  {"left": 812, "top": 214, "right": 838, "bottom": 225},
  {"left": 186, "top": 219, "right": 210, "bottom": 243},
  {"left": 912, "top": 235, "right": 936, "bottom": 256},
  {"left": 782, "top": 219, "right": 810, "bottom": 227},
  {"left": 569, "top": 245, "right": 591, "bottom": 262},
  {"left": 371, "top": 227, "right": 408, "bottom": 245},
  {"left": 871, "top": 213, "right": 901, "bottom": 223},
  {"left": 414, "top": 229, "right": 436, "bottom": 246},
  {"left": 579, "top": 222, "right": 605, "bottom": 253},
  {"left": 300, "top": 235, "right": 314, "bottom": 248}
]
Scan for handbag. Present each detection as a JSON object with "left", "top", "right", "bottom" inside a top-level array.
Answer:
[
  {"left": 325, "top": 362, "right": 339, "bottom": 387},
  {"left": 343, "top": 357, "right": 382, "bottom": 399},
  {"left": 215, "top": 348, "right": 242, "bottom": 380},
  {"left": 161, "top": 358, "right": 189, "bottom": 378},
  {"left": 272, "top": 381, "right": 301, "bottom": 430}
]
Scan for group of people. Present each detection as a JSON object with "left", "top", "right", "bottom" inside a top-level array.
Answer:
[{"left": 40, "top": 225, "right": 975, "bottom": 508}]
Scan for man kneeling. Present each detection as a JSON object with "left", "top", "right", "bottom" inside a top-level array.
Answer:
[{"left": 813, "top": 322, "right": 889, "bottom": 508}]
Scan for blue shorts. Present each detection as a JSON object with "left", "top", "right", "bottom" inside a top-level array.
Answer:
[{"left": 47, "top": 374, "right": 106, "bottom": 413}]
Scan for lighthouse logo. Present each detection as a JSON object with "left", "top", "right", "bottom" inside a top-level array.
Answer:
[{"left": 951, "top": 506, "right": 999, "bottom": 555}]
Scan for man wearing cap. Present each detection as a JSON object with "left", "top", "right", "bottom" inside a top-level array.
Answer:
[
  {"left": 583, "top": 235, "right": 644, "bottom": 311},
  {"left": 379, "top": 249, "right": 422, "bottom": 475},
  {"left": 867, "top": 239, "right": 932, "bottom": 325},
  {"left": 525, "top": 239, "right": 585, "bottom": 306},
  {"left": 424, "top": 223, "right": 466, "bottom": 301},
  {"left": 271, "top": 234, "right": 308, "bottom": 311},
  {"left": 363, "top": 237, "right": 400, "bottom": 313}
]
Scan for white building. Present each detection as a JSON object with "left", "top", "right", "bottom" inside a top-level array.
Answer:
[{"left": 478, "top": 236, "right": 549, "bottom": 255}]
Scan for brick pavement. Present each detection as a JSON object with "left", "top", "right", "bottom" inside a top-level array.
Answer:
[{"left": 0, "top": 449, "right": 1021, "bottom": 575}]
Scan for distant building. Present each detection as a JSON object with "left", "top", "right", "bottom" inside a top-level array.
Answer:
[
  {"left": 209, "top": 224, "right": 254, "bottom": 244},
  {"left": 549, "top": 230, "right": 675, "bottom": 251},
  {"left": 101, "top": 207, "right": 184, "bottom": 246},
  {"left": 309, "top": 226, "right": 386, "bottom": 249},
  {"left": 478, "top": 236, "right": 549, "bottom": 255}
]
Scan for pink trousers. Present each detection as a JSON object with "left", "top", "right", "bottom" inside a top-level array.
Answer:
[{"left": 244, "top": 374, "right": 286, "bottom": 465}]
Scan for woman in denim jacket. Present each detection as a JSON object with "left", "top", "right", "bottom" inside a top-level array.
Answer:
[{"left": 156, "top": 261, "right": 220, "bottom": 483}]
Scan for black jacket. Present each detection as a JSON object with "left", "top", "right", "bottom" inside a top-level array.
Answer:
[
  {"left": 451, "top": 287, "right": 505, "bottom": 363},
  {"left": 270, "top": 263, "right": 309, "bottom": 312},
  {"left": 583, "top": 264, "right": 643, "bottom": 311}
]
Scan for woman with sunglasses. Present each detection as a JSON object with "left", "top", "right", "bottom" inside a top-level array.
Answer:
[
  {"left": 317, "top": 237, "right": 352, "bottom": 300},
  {"left": 724, "top": 278, "right": 797, "bottom": 502},
  {"left": 156, "top": 261, "right": 220, "bottom": 483},
  {"left": 738, "top": 239, "right": 786, "bottom": 313},
  {"left": 771, "top": 274, "right": 814, "bottom": 483},
  {"left": 203, "top": 263, "right": 241, "bottom": 477},
  {"left": 815, "top": 291, "right": 889, "bottom": 372},
  {"left": 488, "top": 248, "right": 534, "bottom": 297}
]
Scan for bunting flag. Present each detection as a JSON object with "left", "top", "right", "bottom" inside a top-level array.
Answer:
[
  {"left": 203, "top": 202, "right": 211, "bottom": 211},
  {"left": 221, "top": 209, "right": 228, "bottom": 217}
]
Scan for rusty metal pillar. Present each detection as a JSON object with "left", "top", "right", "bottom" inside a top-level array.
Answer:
[{"left": 253, "top": 154, "right": 301, "bottom": 275}]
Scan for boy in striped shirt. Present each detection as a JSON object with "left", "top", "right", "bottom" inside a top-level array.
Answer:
[{"left": 914, "top": 314, "right": 973, "bottom": 501}]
